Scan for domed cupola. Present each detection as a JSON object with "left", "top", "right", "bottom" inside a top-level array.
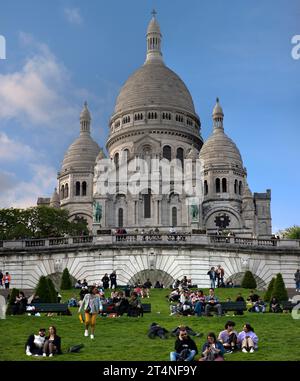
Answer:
[
  {"left": 61, "top": 102, "right": 100, "bottom": 172},
  {"left": 200, "top": 98, "right": 248, "bottom": 234},
  {"left": 58, "top": 102, "right": 102, "bottom": 228},
  {"left": 107, "top": 11, "right": 203, "bottom": 155},
  {"left": 200, "top": 98, "right": 243, "bottom": 169},
  {"left": 50, "top": 188, "right": 60, "bottom": 208}
]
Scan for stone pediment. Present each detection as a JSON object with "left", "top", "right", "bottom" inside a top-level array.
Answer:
[{"left": 134, "top": 133, "right": 161, "bottom": 154}]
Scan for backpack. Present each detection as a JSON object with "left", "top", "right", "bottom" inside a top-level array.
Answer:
[{"left": 67, "top": 344, "right": 84, "bottom": 353}]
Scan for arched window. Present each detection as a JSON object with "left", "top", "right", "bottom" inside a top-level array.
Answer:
[
  {"left": 176, "top": 147, "right": 184, "bottom": 166},
  {"left": 75, "top": 181, "right": 80, "bottom": 196},
  {"left": 114, "top": 152, "right": 119, "bottom": 168},
  {"left": 234, "top": 179, "right": 238, "bottom": 194},
  {"left": 204, "top": 180, "right": 208, "bottom": 195},
  {"left": 118, "top": 208, "right": 123, "bottom": 228},
  {"left": 144, "top": 189, "right": 151, "bottom": 218},
  {"left": 239, "top": 181, "right": 243, "bottom": 195},
  {"left": 163, "top": 145, "right": 172, "bottom": 161},
  {"left": 65, "top": 183, "right": 69, "bottom": 198},
  {"left": 222, "top": 178, "right": 227, "bottom": 193},
  {"left": 172, "top": 207, "right": 177, "bottom": 227},
  {"left": 123, "top": 149, "right": 129, "bottom": 161},
  {"left": 82, "top": 181, "right": 87, "bottom": 196},
  {"left": 216, "top": 178, "right": 221, "bottom": 193},
  {"left": 61, "top": 185, "right": 65, "bottom": 199}
]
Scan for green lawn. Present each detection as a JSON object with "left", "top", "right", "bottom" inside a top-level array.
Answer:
[{"left": 0, "top": 288, "right": 299, "bottom": 361}]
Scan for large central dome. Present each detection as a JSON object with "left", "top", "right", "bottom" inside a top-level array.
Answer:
[
  {"left": 114, "top": 61, "right": 196, "bottom": 114},
  {"left": 113, "top": 13, "right": 196, "bottom": 116}
]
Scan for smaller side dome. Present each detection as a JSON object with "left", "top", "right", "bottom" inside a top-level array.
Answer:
[
  {"left": 61, "top": 103, "right": 100, "bottom": 172},
  {"left": 200, "top": 98, "right": 243, "bottom": 168},
  {"left": 50, "top": 188, "right": 60, "bottom": 208},
  {"left": 96, "top": 148, "right": 107, "bottom": 162}
]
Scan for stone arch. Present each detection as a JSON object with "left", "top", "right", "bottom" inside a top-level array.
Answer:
[
  {"left": 204, "top": 207, "right": 243, "bottom": 230},
  {"left": 128, "top": 269, "right": 174, "bottom": 288},
  {"left": 47, "top": 271, "right": 77, "bottom": 290},
  {"left": 225, "top": 272, "right": 267, "bottom": 290}
]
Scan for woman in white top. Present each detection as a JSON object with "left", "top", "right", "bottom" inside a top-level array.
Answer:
[{"left": 79, "top": 286, "right": 103, "bottom": 339}]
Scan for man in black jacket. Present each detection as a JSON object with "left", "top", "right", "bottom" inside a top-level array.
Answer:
[{"left": 170, "top": 326, "right": 198, "bottom": 361}]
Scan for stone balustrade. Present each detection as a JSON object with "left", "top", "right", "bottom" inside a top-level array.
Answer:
[{"left": 0, "top": 234, "right": 299, "bottom": 251}]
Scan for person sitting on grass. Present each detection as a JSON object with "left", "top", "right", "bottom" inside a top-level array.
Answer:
[
  {"left": 235, "top": 293, "right": 245, "bottom": 315},
  {"left": 115, "top": 291, "right": 129, "bottom": 316},
  {"left": 170, "top": 326, "right": 198, "bottom": 361},
  {"left": 247, "top": 290, "right": 259, "bottom": 311},
  {"left": 237, "top": 323, "right": 258, "bottom": 353},
  {"left": 199, "top": 332, "right": 225, "bottom": 361},
  {"left": 127, "top": 292, "right": 143, "bottom": 317},
  {"left": 253, "top": 297, "right": 266, "bottom": 313},
  {"left": 218, "top": 321, "right": 238, "bottom": 353},
  {"left": 12, "top": 291, "right": 28, "bottom": 315},
  {"left": 204, "top": 288, "right": 222, "bottom": 316},
  {"left": 269, "top": 297, "right": 282, "bottom": 313},
  {"left": 43, "top": 326, "right": 62, "bottom": 357},
  {"left": 25, "top": 328, "right": 46, "bottom": 356}
]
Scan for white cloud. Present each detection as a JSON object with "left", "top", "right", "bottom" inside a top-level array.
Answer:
[
  {"left": 0, "top": 164, "right": 57, "bottom": 209},
  {"left": 0, "top": 132, "right": 33, "bottom": 162},
  {"left": 0, "top": 32, "right": 77, "bottom": 127},
  {"left": 64, "top": 8, "right": 83, "bottom": 25}
]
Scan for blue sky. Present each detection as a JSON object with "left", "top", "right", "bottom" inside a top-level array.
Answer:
[{"left": 0, "top": 0, "right": 299, "bottom": 232}]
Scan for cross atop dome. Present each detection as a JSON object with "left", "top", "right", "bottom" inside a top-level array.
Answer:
[{"left": 151, "top": 9, "right": 157, "bottom": 18}]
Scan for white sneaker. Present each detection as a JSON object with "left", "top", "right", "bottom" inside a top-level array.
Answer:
[
  {"left": 90, "top": 334, "right": 94, "bottom": 339},
  {"left": 249, "top": 348, "right": 255, "bottom": 353},
  {"left": 26, "top": 350, "right": 32, "bottom": 356},
  {"left": 242, "top": 348, "right": 248, "bottom": 353},
  {"left": 43, "top": 353, "right": 47, "bottom": 357},
  {"left": 49, "top": 353, "right": 53, "bottom": 357},
  {"left": 84, "top": 329, "right": 89, "bottom": 337}
]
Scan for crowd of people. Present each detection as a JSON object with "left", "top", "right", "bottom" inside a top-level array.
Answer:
[
  {"left": 2, "top": 268, "right": 296, "bottom": 359},
  {"left": 168, "top": 322, "right": 258, "bottom": 361}
]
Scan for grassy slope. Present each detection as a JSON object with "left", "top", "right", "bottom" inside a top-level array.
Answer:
[{"left": 0, "top": 288, "right": 299, "bottom": 361}]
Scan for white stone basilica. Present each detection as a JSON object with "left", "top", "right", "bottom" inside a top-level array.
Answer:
[{"left": 41, "top": 13, "right": 272, "bottom": 239}]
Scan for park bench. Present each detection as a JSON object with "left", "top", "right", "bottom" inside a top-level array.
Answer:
[
  {"left": 220, "top": 301, "right": 247, "bottom": 313},
  {"left": 281, "top": 300, "right": 300, "bottom": 312},
  {"left": 29, "top": 303, "right": 70, "bottom": 315},
  {"left": 101, "top": 303, "right": 151, "bottom": 315}
]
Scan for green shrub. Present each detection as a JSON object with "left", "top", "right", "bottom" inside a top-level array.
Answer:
[
  {"left": 241, "top": 270, "right": 257, "bottom": 289},
  {"left": 60, "top": 268, "right": 72, "bottom": 290},
  {"left": 6, "top": 288, "right": 20, "bottom": 315},
  {"left": 35, "top": 275, "right": 57, "bottom": 303},
  {"left": 264, "top": 277, "right": 276, "bottom": 302},
  {"left": 47, "top": 277, "right": 58, "bottom": 302},
  {"left": 272, "top": 273, "right": 288, "bottom": 301}
]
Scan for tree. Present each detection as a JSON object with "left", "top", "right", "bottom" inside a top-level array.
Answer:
[
  {"left": 35, "top": 275, "right": 57, "bottom": 303},
  {"left": 6, "top": 288, "right": 20, "bottom": 315},
  {"left": 272, "top": 273, "right": 288, "bottom": 301},
  {"left": 47, "top": 277, "right": 58, "bottom": 303},
  {"left": 264, "top": 277, "right": 276, "bottom": 302},
  {"left": 279, "top": 225, "right": 300, "bottom": 240},
  {"left": 241, "top": 270, "right": 257, "bottom": 289},
  {"left": 0, "top": 206, "right": 89, "bottom": 240},
  {"left": 61, "top": 268, "right": 72, "bottom": 290}
]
